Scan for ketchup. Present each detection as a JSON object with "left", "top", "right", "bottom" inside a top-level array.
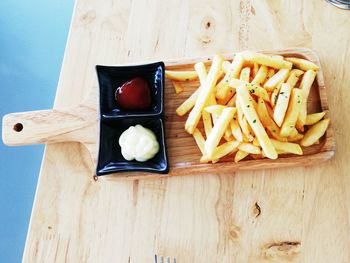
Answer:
[{"left": 115, "top": 77, "right": 151, "bottom": 110}]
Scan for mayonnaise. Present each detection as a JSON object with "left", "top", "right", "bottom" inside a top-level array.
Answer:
[{"left": 118, "top": 125, "right": 159, "bottom": 162}]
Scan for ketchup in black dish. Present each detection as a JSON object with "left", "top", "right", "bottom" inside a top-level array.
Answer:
[{"left": 115, "top": 77, "right": 151, "bottom": 110}]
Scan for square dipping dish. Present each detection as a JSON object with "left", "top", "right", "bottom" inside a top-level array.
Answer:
[{"left": 96, "top": 62, "right": 169, "bottom": 176}]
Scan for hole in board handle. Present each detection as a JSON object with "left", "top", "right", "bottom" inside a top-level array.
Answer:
[{"left": 13, "top": 123, "right": 23, "bottom": 132}]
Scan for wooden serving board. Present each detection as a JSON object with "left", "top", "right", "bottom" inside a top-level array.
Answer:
[{"left": 2, "top": 48, "right": 335, "bottom": 178}]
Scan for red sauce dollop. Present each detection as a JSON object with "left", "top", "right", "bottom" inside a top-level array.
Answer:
[{"left": 115, "top": 77, "right": 151, "bottom": 110}]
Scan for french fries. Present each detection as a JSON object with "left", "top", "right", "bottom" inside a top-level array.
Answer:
[
  {"left": 201, "top": 140, "right": 239, "bottom": 163},
  {"left": 165, "top": 70, "right": 198, "bottom": 81},
  {"left": 285, "top": 57, "right": 319, "bottom": 71},
  {"left": 305, "top": 111, "right": 326, "bottom": 125},
  {"left": 264, "top": 69, "right": 290, "bottom": 91},
  {"left": 185, "top": 54, "right": 223, "bottom": 134},
  {"left": 167, "top": 51, "right": 329, "bottom": 165},
  {"left": 236, "top": 85, "right": 277, "bottom": 159},
  {"left": 296, "top": 70, "right": 317, "bottom": 129},
  {"left": 300, "top": 119, "right": 330, "bottom": 147},
  {"left": 242, "top": 51, "right": 293, "bottom": 70},
  {"left": 204, "top": 107, "right": 236, "bottom": 156},
  {"left": 252, "top": 65, "right": 268, "bottom": 85},
  {"left": 273, "top": 83, "right": 291, "bottom": 127},
  {"left": 280, "top": 88, "right": 303, "bottom": 137},
  {"left": 234, "top": 150, "right": 249, "bottom": 163},
  {"left": 216, "top": 53, "right": 244, "bottom": 100},
  {"left": 172, "top": 81, "right": 184, "bottom": 94}
]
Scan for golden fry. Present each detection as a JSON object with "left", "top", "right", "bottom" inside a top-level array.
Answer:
[
  {"left": 264, "top": 68, "right": 290, "bottom": 91},
  {"left": 296, "top": 70, "right": 317, "bottom": 128},
  {"left": 201, "top": 140, "right": 240, "bottom": 163},
  {"left": 270, "top": 139, "right": 303, "bottom": 155},
  {"left": 242, "top": 51, "right": 292, "bottom": 69},
  {"left": 273, "top": 83, "right": 291, "bottom": 127},
  {"left": 204, "top": 107, "right": 236, "bottom": 156},
  {"left": 202, "top": 111, "right": 212, "bottom": 138},
  {"left": 165, "top": 70, "right": 198, "bottom": 81},
  {"left": 252, "top": 65, "right": 268, "bottom": 85},
  {"left": 237, "top": 85, "right": 277, "bottom": 159},
  {"left": 285, "top": 57, "right": 319, "bottom": 71},
  {"left": 193, "top": 128, "right": 206, "bottom": 155},
  {"left": 300, "top": 119, "right": 330, "bottom": 147},
  {"left": 229, "top": 79, "right": 270, "bottom": 102},
  {"left": 236, "top": 99, "right": 254, "bottom": 141},
  {"left": 185, "top": 54, "right": 223, "bottom": 134},
  {"left": 172, "top": 81, "right": 184, "bottom": 94},
  {"left": 216, "top": 53, "right": 244, "bottom": 100},
  {"left": 286, "top": 69, "right": 304, "bottom": 88},
  {"left": 204, "top": 105, "right": 227, "bottom": 115},
  {"left": 305, "top": 111, "right": 326, "bottom": 125},
  {"left": 238, "top": 142, "right": 261, "bottom": 154},
  {"left": 230, "top": 117, "right": 243, "bottom": 142},
  {"left": 176, "top": 87, "right": 201, "bottom": 116},
  {"left": 234, "top": 150, "right": 249, "bottom": 163},
  {"left": 280, "top": 88, "right": 303, "bottom": 137}
]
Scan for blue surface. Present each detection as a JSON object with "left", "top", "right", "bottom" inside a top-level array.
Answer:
[{"left": 0, "top": 1, "right": 74, "bottom": 262}]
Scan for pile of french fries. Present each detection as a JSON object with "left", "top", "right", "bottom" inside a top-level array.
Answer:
[{"left": 165, "top": 51, "right": 330, "bottom": 163}]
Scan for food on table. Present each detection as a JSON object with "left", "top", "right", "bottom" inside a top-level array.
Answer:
[
  {"left": 115, "top": 77, "right": 151, "bottom": 110},
  {"left": 166, "top": 51, "right": 329, "bottom": 163},
  {"left": 118, "top": 125, "right": 159, "bottom": 162}
]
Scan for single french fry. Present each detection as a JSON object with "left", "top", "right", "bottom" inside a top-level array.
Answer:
[
  {"left": 252, "top": 65, "right": 268, "bottom": 85},
  {"left": 193, "top": 128, "right": 206, "bottom": 155},
  {"left": 202, "top": 111, "right": 212, "bottom": 138},
  {"left": 176, "top": 87, "right": 201, "bottom": 116},
  {"left": 305, "top": 111, "right": 326, "bottom": 125},
  {"left": 201, "top": 140, "right": 240, "bottom": 163},
  {"left": 204, "top": 107, "right": 236, "bottom": 156},
  {"left": 234, "top": 150, "right": 249, "bottom": 163},
  {"left": 185, "top": 54, "right": 223, "bottom": 134},
  {"left": 195, "top": 62, "right": 208, "bottom": 84},
  {"left": 273, "top": 83, "right": 292, "bottom": 127},
  {"left": 296, "top": 70, "right": 317, "bottom": 128},
  {"left": 280, "top": 88, "right": 303, "bottom": 137},
  {"left": 286, "top": 69, "right": 304, "bottom": 88},
  {"left": 237, "top": 85, "right": 277, "bottom": 159},
  {"left": 300, "top": 119, "right": 330, "bottom": 147},
  {"left": 216, "top": 53, "right": 244, "bottom": 100},
  {"left": 165, "top": 70, "right": 198, "bottom": 81},
  {"left": 222, "top": 60, "right": 231, "bottom": 74},
  {"left": 240, "top": 67, "right": 251, "bottom": 82},
  {"left": 285, "top": 57, "right": 319, "bottom": 71},
  {"left": 172, "top": 81, "right": 184, "bottom": 94},
  {"left": 238, "top": 142, "right": 261, "bottom": 154},
  {"left": 270, "top": 139, "right": 303, "bottom": 155},
  {"left": 229, "top": 79, "right": 270, "bottom": 102},
  {"left": 204, "top": 105, "right": 227, "bottom": 115},
  {"left": 256, "top": 98, "right": 287, "bottom": 141},
  {"left": 230, "top": 117, "right": 243, "bottom": 142},
  {"left": 236, "top": 99, "right": 254, "bottom": 141},
  {"left": 264, "top": 68, "right": 290, "bottom": 91},
  {"left": 242, "top": 51, "right": 292, "bottom": 70}
]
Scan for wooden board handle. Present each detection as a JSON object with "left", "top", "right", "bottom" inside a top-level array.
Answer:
[{"left": 2, "top": 108, "right": 90, "bottom": 146}]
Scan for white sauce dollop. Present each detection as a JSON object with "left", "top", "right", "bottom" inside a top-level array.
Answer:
[{"left": 118, "top": 125, "right": 159, "bottom": 162}]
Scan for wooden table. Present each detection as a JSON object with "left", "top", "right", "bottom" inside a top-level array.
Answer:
[{"left": 23, "top": 1, "right": 350, "bottom": 262}]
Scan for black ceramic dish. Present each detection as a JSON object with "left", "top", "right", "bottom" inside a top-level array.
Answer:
[{"left": 96, "top": 62, "right": 169, "bottom": 176}]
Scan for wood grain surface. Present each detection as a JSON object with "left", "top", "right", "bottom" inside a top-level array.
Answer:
[{"left": 22, "top": 0, "right": 350, "bottom": 262}]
